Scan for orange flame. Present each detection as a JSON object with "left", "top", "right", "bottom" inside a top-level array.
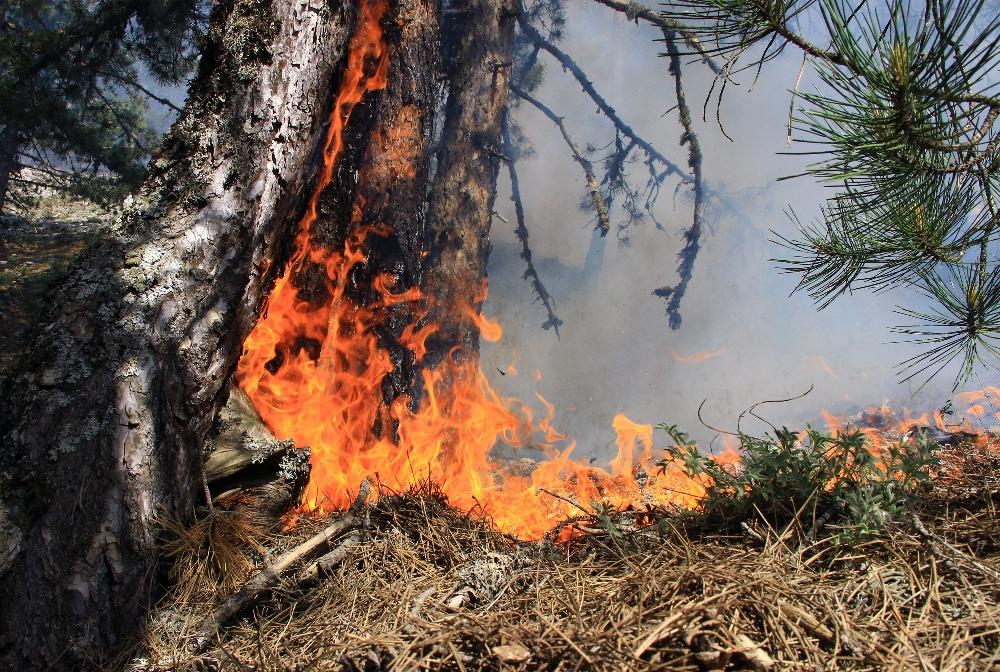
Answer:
[
  {"left": 235, "top": 0, "right": 734, "bottom": 540},
  {"left": 237, "top": 0, "right": 994, "bottom": 541},
  {"left": 671, "top": 349, "right": 724, "bottom": 364}
]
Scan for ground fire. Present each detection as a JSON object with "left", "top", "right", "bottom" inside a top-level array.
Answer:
[{"left": 235, "top": 0, "right": 721, "bottom": 539}]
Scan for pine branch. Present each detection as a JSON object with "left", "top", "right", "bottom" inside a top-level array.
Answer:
[{"left": 102, "top": 66, "right": 184, "bottom": 112}]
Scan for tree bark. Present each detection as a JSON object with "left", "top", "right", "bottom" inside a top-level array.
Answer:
[
  {"left": 424, "top": 0, "right": 515, "bottom": 359},
  {"left": 0, "top": 0, "right": 514, "bottom": 667},
  {"left": 0, "top": 128, "right": 19, "bottom": 214},
  {"left": 0, "top": 0, "right": 356, "bottom": 666}
]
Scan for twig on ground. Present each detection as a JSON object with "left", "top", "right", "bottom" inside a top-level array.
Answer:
[
  {"left": 298, "top": 531, "right": 363, "bottom": 581},
  {"left": 910, "top": 511, "right": 1000, "bottom": 583},
  {"left": 188, "top": 480, "right": 371, "bottom": 653}
]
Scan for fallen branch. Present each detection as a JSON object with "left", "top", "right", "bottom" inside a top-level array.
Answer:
[
  {"left": 188, "top": 480, "right": 371, "bottom": 652},
  {"left": 297, "top": 531, "right": 363, "bottom": 582}
]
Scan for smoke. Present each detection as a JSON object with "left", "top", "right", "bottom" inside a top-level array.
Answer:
[
  {"left": 480, "top": 0, "right": 997, "bottom": 458},
  {"left": 139, "top": 1, "right": 997, "bottom": 461}
]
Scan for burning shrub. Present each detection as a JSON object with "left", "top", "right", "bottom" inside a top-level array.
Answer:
[{"left": 658, "top": 424, "right": 940, "bottom": 541}]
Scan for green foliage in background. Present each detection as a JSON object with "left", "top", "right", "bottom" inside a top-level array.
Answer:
[
  {"left": 0, "top": 0, "right": 207, "bottom": 210},
  {"left": 657, "top": 422, "right": 939, "bottom": 541},
  {"left": 663, "top": 0, "right": 1000, "bottom": 389}
]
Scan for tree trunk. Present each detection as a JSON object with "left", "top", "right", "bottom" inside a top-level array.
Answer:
[
  {"left": 0, "top": 0, "right": 356, "bottom": 666},
  {"left": 0, "top": 128, "right": 19, "bottom": 214},
  {"left": 0, "top": 0, "right": 514, "bottom": 668}
]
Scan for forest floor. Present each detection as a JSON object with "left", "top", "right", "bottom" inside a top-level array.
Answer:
[
  {"left": 133, "top": 446, "right": 1000, "bottom": 672},
  {"left": 0, "top": 191, "right": 110, "bottom": 377},
  {"left": 3, "top": 199, "right": 999, "bottom": 671}
]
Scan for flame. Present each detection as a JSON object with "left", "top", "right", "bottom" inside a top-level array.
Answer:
[
  {"left": 237, "top": 0, "right": 995, "bottom": 541},
  {"left": 671, "top": 349, "right": 724, "bottom": 364},
  {"left": 467, "top": 307, "right": 503, "bottom": 343},
  {"left": 810, "top": 355, "right": 838, "bottom": 378},
  {"left": 235, "top": 0, "right": 734, "bottom": 540}
]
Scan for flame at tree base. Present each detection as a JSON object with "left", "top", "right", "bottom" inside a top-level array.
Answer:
[
  {"left": 234, "top": 0, "right": 729, "bottom": 540},
  {"left": 236, "top": 0, "right": 998, "bottom": 541}
]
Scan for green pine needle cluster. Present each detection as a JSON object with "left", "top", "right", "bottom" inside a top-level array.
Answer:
[
  {"left": 663, "top": 0, "right": 1000, "bottom": 390},
  {"left": 0, "top": 0, "right": 207, "bottom": 210}
]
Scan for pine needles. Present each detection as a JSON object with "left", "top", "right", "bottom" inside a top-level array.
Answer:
[
  {"left": 158, "top": 499, "right": 273, "bottom": 604},
  {"left": 665, "top": 0, "right": 1000, "bottom": 389}
]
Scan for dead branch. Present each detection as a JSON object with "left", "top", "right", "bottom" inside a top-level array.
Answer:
[
  {"left": 298, "top": 531, "right": 363, "bottom": 581},
  {"left": 516, "top": 6, "right": 691, "bottom": 185},
  {"left": 188, "top": 480, "right": 371, "bottom": 653},
  {"left": 652, "top": 31, "right": 705, "bottom": 330},
  {"left": 512, "top": 84, "right": 611, "bottom": 234},
  {"left": 588, "top": 0, "right": 724, "bottom": 76},
  {"left": 500, "top": 115, "right": 564, "bottom": 335}
]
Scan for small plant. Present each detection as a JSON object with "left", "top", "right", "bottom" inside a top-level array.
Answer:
[{"left": 657, "top": 423, "right": 940, "bottom": 540}]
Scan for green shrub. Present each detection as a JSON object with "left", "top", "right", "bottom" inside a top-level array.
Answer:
[{"left": 657, "top": 423, "right": 939, "bottom": 541}]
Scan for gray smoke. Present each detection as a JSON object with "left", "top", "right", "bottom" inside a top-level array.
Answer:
[{"left": 480, "top": 0, "right": 996, "bottom": 459}]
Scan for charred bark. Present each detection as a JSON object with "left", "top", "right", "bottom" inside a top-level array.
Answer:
[
  {"left": 0, "top": 0, "right": 357, "bottom": 666},
  {"left": 423, "top": 0, "right": 515, "bottom": 360},
  {"left": 0, "top": 0, "right": 516, "bottom": 666}
]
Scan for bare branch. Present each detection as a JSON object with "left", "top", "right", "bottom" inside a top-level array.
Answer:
[
  {"left": 516, "top": 6, "right": 692, "bottom": 184},
  {"left": 501, "top": 115, "right": 564, "bottom": 336},
  {"left": 588, "top": 0, "right": 724, "bottom": 76},
  {"left": 512, "top": 84, "right": 610, "bottom": 234},
  {"left": 653, "top": 31, "right": 706, "bottom": 330}
]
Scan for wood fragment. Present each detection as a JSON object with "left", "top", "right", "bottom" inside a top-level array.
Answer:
[
  {"left": 776, "top": 599, "right": 834, "bottom": 642},
  {"left": 298, "top": 531, "right": 363, "bottom": 581},
  {"left": 910, "top": 512, "right": 1000, "bottom": 583},
  {"left": 188, "top": 480, "right": 371, "bottom": 653}
]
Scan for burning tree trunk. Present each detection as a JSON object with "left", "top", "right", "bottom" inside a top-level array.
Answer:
[{"left": 0, "top": 0, "right": 513, "bottom": 666}]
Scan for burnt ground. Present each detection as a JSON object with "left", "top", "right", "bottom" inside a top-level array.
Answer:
[{"left": 0, "top": 198, "right": 110, "bottom": 378}]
